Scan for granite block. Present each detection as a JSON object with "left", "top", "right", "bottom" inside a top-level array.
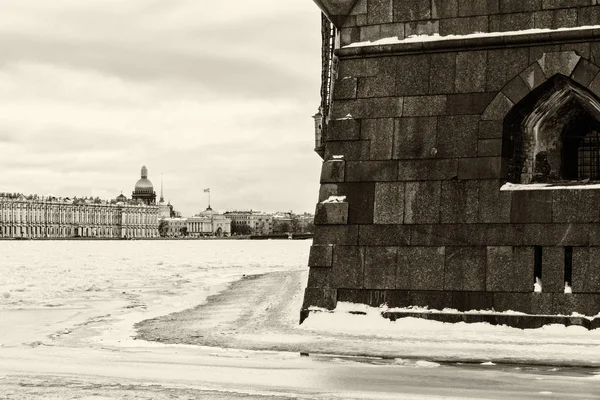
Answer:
[
  {"left": 404, "top": 181, "right": 441, "bottom": 224},
  {"left": 393, "top": 0, "right": 432, "bottom": 21},
  {"left": 318, "top": 183, "right": 342, "bottom": 202},
  {"left": 456, "top": 51, "right": 487, "bottom": 93},
  {"left": 501, "top": 75, "right": 531, "bottom": 105},
  {"left": 478, "top": 180, "right": 511, "bottom": 223},
  {"left": 552, "top": 190, "right": 600, "bottom": 223},
  {"left": 315, "top": 202, "right": 349, "bottom": 225},
  {"left": 396, "top": 55, "right": 431, "bottom": 96},
  {"left": 398, "top": 159, "right": 459, "bottom": 181},
  {"left": 358, "top": 224, "right": 411, "bottom": 246},
  {"left": 333, "top": 77, "right": 358, "bottom": 100},
  {"left": 332, "top": 246, "right": 365, "bottom": 288},
  {"left": 385, "top": 290, "right": 410, "bottom": 308},
  {"left": 404, "top": 20, "right": 439, "bottom": 37},
  {"left": 320, "top": 160, "right": 345, "bottom": 183},
  {"left": 445, "top": 93, "right": 496, "bottom": 115},
  {"left": 510, "top": 190, "right": 553, "bottom": 223},
  {"left": 537, "top": 50, "right": 581, "bottom": 79},
  {"left": 366, "top": 289, "right": 390, "bottom": 307},
  {"left": 313, "top": 225, "right": 359, "bottom": 245},
  {"left": 478, "top": 121, "right": 503, "bottom": 139},
  {"left": 308, "top": 245, "right": 334, "bottom": 268},
  {"left": 519, "top": 62, "right": 546, "bottom": 91},
  {"left": 396, "top": 246, "right": 445, "bottom": 290},
  {"left": 458, "top": 0, "right": 499, "bottom": 16},
  {"left": 542, "top": 247, "right": 565, "bottom": 293},
  {"left": 572, "top": 58, "right": 600, "bottom": 88},
  {"left": 490, "top": 12, "right": 536, "bottom": 32},
  {"left": 408, "top": 291, "right": 453, "bottom": 310},
  {"left": 361, "top": 118, "right": 394, "bottom": 159},
  {"left": 553, "top": 293, "right": 600, "bottom": 317},
  {"left": 487, "top": 48, "right": 530, "bottom": 92},
  {"left": 439, "top": 16, "right": 489, "bottom": 36},
  {"left": 367, "top": 0, "right": 393, "bottom": 24},
  {"left": 307, "top": 267, "right": 331, "bottom": 288},
  {"left": 327, "top": 118, "right": 361, "bottom": 141},
  {"left": 345, "top": 182, "right": 376, "bottom": 224},
  {"left": 325, "top": 141, "right": 371, "bottom": 161},
  {"left": 458, "top": 157, "right": 505, "bottom": 179},
  {"left": 436, "top": 115, "right": 479, "bottom": 158},
  {"left": 403, "top": 95, "right": 447, "bottom": 117},
  {"left": 345, "top": 161, "right": 398, "bottom": 182},
  {"left": 452, "top": 292, "right": 494, "bottom": 312},
  {"left": 572, "top": 247, "right": 600, "bottom": 293},
  {"left": 478, "top": 139, "right": 502, "bottom": 157},
  {"left": 429, "top": 53, "right": 456, "bottom": 94},
  {"left": 364, "top": 246, "right": 398, "bottom": 289},
  {"left": 444, "top": 246, "right": 487, "bottom": 291},
  {"left": 433, "top": 0, "right": 458, "bottom": 18},
  {"left": 481, "top": 92, "right": 515, "bottom": 121},
  {"left": 358, "top": 74, "right": 396, "bottom": 98},
  {"left": 493, "top": 292, "right": 553, "bottom": 314},
  {"left": 337, "top": 288, "right": 367, "bottom": 305},
  {"left": 393, "top": 117, "right": 437, "bottom": 159},
  {"left": 302, "top": 287, "right": 337, "bottom": 310},
  {"left": 440, "top": 180, "right": 479, "bottom": 224},
  {"left": 373, "top": 182, "right": 405, "bottom": 224},
  {"left": 486, "top": 246, "right": 514, "bottom": 292}
]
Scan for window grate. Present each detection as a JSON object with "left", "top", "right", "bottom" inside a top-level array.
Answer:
[{"left": 577, "top": 130, "right": 600, "bottom": 180}]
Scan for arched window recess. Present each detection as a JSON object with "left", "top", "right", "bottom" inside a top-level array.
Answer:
[{"left": 503, "top": 74, "right": 600, "bottom": 185}]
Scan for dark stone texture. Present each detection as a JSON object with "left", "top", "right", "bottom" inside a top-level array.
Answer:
[
  {"left": 327, "top": 118, "right": 361, "bottom": 142},
  {"left": 357, "top": 74, "right": 396, "bottom": 98},
  {"left": 396, "top": 246, "right": 445, "bottom": 290},
  {"left": 331, "top": 97, "right": 404, "bottom": 120},
  {"left": 510, "top": 190, "right": 553, "bottom": 223},
  {"left": 318, "top": 184, "right": 342, "bottom": 202},
  {"left": 403, "top": 96, "right": 447, "bottom": 117},
  {"left": 572, "top": 247, "right": 600, "bottom": 293},
  {"left": 386, "top": 290, "right": 410, "bottom": 307},
  {"left": 409, "top": 291, "right": 453, "bottom": 310},
  {"left": 456, "top": 51, "right": 487, "bottom": 93},
  {"left": 493, "top": 292, "right": 553, "bottom": 314},
  {"left": 487, "top": 246, "right": 534, "bottom": 292},
  {"left": 313, "top": 225, "right": 359, "bottom": 246},
  {"left": 458, "top": 157, "right": 505, "bottom": 180},
  {"left": 534, "top": 9, "right": 577, "bottom": 30},
  {"left": 458, "top": 0, "right": 499, "bottom": 16},
  {"left": 490, "top": 12, "right": 536, "bottom": 32},
  {"left": 542, "top": 247, "right": 565, "bottom": 294},
  {"left": 373, "top": 182, "right": 404, "bottom": 224},
  {"left": 333, "top": 77, "right": 358, "bottom": 100},
  {"left": 478, "top": 180, "right": 512, "bottom": 223},
  {"left": 429, "top": 53, "right": 456, "bottom": 94},
  {"left": 337, "top": 288, "right": 368, "bottom": 305},
  {"left": 404, "top": 181, "right": 441, "bottom": 224},
  {"left": 368, "top": 0, "right": 393, "bottom": 24},
  {"left": 519, "top": 62, "right": 546, "bottom": 91},
  {"left": 396, "top": 55, "right": 431, "bottom": 96},
  {"left": 393, "top": 117, "right": 437, "bottom": 159},
  {"left": 307, "top": 267, "right": 331, "bottom": 288},
  {"left": 345, "top": 182, "right": 376, "bottom": 224},
  {"left": 393, "top": 0, "right": 432, "bottom": 22},
  {"left": 364, "top": 246, "right": 398, "bottom": 289},
  {"left": 445, "top": 93, "right": 496, "bottom": 115},
  {"left": 478, "top": 121, "right": 503, "bottom": 139},
  {"left": 332, "top": 246, "right": 365, "bottom": 288},
  {"left": 315, "top": 202, "right": 349, "bottom": 225},
  {"left": 308, "top": 245, "right": 334, "bottom": 268},
  {"left": 398, "top": 159, "right": 458, "bottom": 181},
  {"left": 452, "top": 292, "right": 494, "bottom": 312},
  {"left": 436, "top": 115, "right": 479, "bottom": 158},
  {"left": 487, "top": 48, "right": 530, "bottom": 92},
  {"left": 358, "top": 224, "right": 411, "bottom": 246},
  {"left": 572, "top": 58, "right": 600, "bottom": 87},
  {"left": 444, "top": 246, "right": 487, "bottom": 291},
  {"left": 552, "top": 190, "right": 600, "bottom": 223},
  {"left": 302, "top": 287, "right": 337, "bottom": 310},
  {"left": 433, "top": 0, "right": 458, "bottom": 18},
  {"left": 439, "top": 16, "right": 489, "bottom": 36},
  {"left": 501, "top": 75, "right": 531, "bottom": 105},
  {"left": 553, "top": 293, "right": 600, "bottom": 317},
  {"left": 346, "top": 161, "right": 398, "bottom": 182},
  {"left": 481, "top": 92, "right": 514, "bottom": 121},
  {"left": 440, "top": 180, "right": 479, "bottom": 224},
  {"left": 320, "top": 160, "right": 345, "bottom": 183},
  {"left": 325, "top": 141, "right": 371, "bottom": 161},
  {"left": 478, "top": 139, "right": 502, "bottom": 157},
  {"left": 362, "top": 118, "right": 394, "bottom": 160}
]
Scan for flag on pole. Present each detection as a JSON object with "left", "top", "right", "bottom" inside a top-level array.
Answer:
[{"left": 203, "top": 188, "right": 210, "bottom": 193}]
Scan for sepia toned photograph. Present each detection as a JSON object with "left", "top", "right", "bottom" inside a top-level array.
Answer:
[{"left": 1, "top": 1, "right": 600, "bottom": 399}]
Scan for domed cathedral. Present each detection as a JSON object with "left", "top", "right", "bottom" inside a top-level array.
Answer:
[
  {"left": 132, "top": 165, "right": 157, "bottom": 205},
  {"left": 304, "top": 0, "right": 600, "bottom": 328}
]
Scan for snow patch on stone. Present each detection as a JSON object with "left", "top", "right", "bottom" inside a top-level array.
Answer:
[
  {"left": 501, "top": 182, "right": 600, "bottom": 191},
  {"left": 321, "top": 196, "right": 346, "bottom": 204},
  {"left": 343, "top": 25, "right": 600, "bottom": 48}
]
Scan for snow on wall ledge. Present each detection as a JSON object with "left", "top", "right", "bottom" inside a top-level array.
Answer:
[
  {"left": 342, "top": 26, "right": 600, "bottom": 49},
  {"left": 501, "top": 183, "right": 600, "bottom": 191}
]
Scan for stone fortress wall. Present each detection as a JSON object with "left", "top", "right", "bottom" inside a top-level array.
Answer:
[{"left": 304, "top": 0, "right": 600, "bottom": 318}]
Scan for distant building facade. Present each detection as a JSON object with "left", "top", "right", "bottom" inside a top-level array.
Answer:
[
  {"left": 162, "top": 217, "right": 188, "bottom": 237},
  {"left": 187, "top": 207, "right": 231, "bottom": 237},
  {"left": 0, "top": 194, "right": 159, "bottom": 239},
  {"left": 132, "top": 166, "right": 157, "bottom": 205},
  {"left": 225, "top": 210, "right": 273, "bottom": 235}
]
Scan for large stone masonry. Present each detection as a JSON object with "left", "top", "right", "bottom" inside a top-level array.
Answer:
[{"left": 303, "top": 0, "right": 600, "bottom": 321}]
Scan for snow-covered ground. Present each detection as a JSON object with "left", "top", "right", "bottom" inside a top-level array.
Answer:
[{"left": 1, "top": 240, "right": 599, "bottom": 399}]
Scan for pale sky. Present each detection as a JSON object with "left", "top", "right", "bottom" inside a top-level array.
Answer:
[{"left": 0, "top": 1, "right": 323, "bottom": 216}]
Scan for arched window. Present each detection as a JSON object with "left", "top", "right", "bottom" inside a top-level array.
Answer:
[{"left": 503, "top": 74, "right": 600, "bottom": 184}]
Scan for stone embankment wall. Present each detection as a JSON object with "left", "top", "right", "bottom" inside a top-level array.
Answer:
[{"left": 304, "top": 0, "right": 600, "bottom": 318}]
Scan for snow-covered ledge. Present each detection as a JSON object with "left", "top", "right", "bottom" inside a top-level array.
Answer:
[
  {"left": 501, "top": 182, "right": 600, "bottom": 191},
  {"left": 338, "top": 26, "right": 600, "bottom": 56}
]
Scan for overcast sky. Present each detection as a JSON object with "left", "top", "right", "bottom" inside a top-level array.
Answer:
[{"left": 0, "top": 1, "right": 323, "bottom": 216}]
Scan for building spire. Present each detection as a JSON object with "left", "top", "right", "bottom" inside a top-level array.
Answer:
[{"left": 160, "top": 174, "right": 165, "bottom": 203}]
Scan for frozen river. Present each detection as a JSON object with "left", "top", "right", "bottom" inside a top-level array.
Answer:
[{"left": 1, "top": 240, "right": 600, "bottom": 399}]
